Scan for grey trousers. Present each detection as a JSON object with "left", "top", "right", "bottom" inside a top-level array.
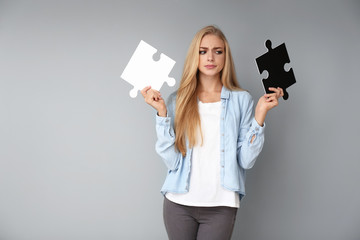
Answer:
[{"left": 163, "top": 197, "right": 238, "bottom": 240}]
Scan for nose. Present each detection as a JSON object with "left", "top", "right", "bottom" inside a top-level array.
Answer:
[{"left": 207, "top": 52, "right": 214, "bottom": 62}]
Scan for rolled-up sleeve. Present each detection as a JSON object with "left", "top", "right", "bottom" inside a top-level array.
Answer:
[
  {"left": 155, "top": 94, "right": 182, "bottom": 171},
  {"left": 237, "top": 95, "right": 265, "bottom": 169}
]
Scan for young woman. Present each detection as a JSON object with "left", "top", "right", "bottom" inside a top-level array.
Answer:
[{"left": 141, "top": 25, "right": 283, "bottom": 240}]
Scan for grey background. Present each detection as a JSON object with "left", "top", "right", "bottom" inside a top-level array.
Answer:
[{"left": 0, "top": 0, "right": 359, "bottom": 239}]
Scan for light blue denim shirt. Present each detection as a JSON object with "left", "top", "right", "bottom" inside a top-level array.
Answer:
[{"left": 155, "top": 86, "right": 265, "bottom": 200}]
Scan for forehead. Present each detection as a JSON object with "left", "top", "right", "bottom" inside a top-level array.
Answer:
[{"left": 200, "top": 34, "right": 224, "bottom": 48}]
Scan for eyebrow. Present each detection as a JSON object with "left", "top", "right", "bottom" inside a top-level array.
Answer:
[{"left": 199, "top": 47, "right": 224, "bottom": 49}]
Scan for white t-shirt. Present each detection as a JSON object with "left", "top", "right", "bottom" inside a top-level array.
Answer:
[{"left": 166, "top": 100, "right": 240, "bottom": 208}]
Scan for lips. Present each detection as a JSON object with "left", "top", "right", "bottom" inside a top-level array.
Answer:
[{"left": 205, "top": 65, "right": 216, "bottom": 69}]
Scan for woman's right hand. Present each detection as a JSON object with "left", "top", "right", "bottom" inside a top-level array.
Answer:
[{"left": 141, "top": 86, "right": 167, "bottom": 117}]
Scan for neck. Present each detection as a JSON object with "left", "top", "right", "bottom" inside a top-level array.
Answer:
[{"left": 197, "top": 73, "right": 223, "bottom": 93}]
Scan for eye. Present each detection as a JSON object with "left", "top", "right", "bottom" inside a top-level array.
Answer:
[
  {"left": 216, "top": 50, "right": 223, "bottom": 54},
  {"left": 199, "top": 50, "right": 206, "bottom": 55}
]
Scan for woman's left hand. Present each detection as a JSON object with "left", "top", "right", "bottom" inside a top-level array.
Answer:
[{"left": 255, "top": 87, "right": 284, "bottom": 126}]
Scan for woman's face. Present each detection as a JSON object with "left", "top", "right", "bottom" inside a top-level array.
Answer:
[{"left": 198, "top": 34, "right": 225, "bottom": 78}]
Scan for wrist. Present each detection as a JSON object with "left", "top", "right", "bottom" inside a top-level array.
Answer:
[
  {"left": 255, "top": 108, "right": 266, "bottom": 127},
  {"left": 158, "top": 108, "right": 167, "bottom": 117},
  {"left": 254, "top": 117, "right": 264, "bottom": 127}
]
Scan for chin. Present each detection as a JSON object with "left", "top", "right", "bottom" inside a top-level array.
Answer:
[{"left": 200, "top": 69, "right": 220, "bottom": 76}]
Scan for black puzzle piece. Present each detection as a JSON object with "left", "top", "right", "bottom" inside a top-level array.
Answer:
[{"left": 256, "top": 40, "right": 296, "bottom": 100}]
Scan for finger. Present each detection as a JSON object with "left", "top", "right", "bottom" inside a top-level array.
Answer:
[
  {"left": 275, "top": 87, "right": 282, "bottom": 95},
  {"left": 152, "top": 89, "right": 161, "bottom": 95},
  {"left": 264, "top": 93, "right": 277, "bottom": 99},
  {"left": 278, "top": 87, "right": 284, "bottom": 97},
  {"left": 268, "top": 101, "right": 279, "bottom": 109},
  {"left": 145, "top": 89, "right": 156, "bottom": 102},
  {"left": 266, "top": 95, "right": 277, "bottom": 102},
  {"left": 266, "top": 98, "right": 279, "bottom": 107},
  {"left": 268, "top": 87, "right": 280, "bottom": 93},
  {"left": 150, "top": 90, "right": 161, "bottom": 101},
  {"left": 266, "top": 96, "right": 274, "bottom": 102},
  {"left": 153, "top": 90, "right": 162, "bottom": 99},
  {"left": 142, "top": 85, "right": 151, "bottom": 93},
  {"left": 141, "top": 86, "right": 152, "bottom": 97},
  {"left": 268, "top": 87, "right": 281, "bottom": 96}
]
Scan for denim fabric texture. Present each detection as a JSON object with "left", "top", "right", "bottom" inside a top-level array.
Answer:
[{"left": 155, "top": 86, "right": 265, "bottom": 200}]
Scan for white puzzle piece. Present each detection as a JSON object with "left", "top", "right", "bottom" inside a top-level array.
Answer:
[{"left": 121, "top": 40, "right": 176, "bottom": 98}]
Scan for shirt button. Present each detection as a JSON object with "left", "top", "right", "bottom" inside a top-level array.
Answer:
[
  {"left": 221, "top": 149, "right": 224, "bottom": 152},
  {"left": 165, "top": 119, "right": 169, "bottom": 123}
]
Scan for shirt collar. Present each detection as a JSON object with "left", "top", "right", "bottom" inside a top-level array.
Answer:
[{"left": 221, "top": 86, "right": 230, "bottom": 99}]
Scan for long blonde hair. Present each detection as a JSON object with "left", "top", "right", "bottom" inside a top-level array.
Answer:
[{"left": 175, "top": 25, "right": 243, "bottom": 156}]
